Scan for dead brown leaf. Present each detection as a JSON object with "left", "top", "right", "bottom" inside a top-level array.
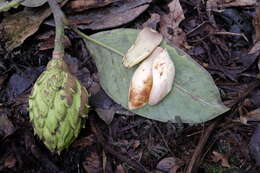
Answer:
[
  {"left": 37, "top": 31, "right": 71, "bottom": 51},
  {"left": 142, "top": 13, "right": 160, "bottom": 30},
  {"left": 0, "top": 113, "right": 15, "bottom": 138},
  {"left": 72, "top": 135, "right": 95, "bottom": 148},
  {"left": 207, "top": 0, "right": 256, "bottom": 11},
  {"left": 249, "top": 124, "right": 260, "bottom": 166},
  {"left": 82, "top": 152, "right": 102, "bottom": 173},
  {"left": 254, "top": 2, "right": 260, "bottom": 41},
  {"left": 96, "top": 108, "right": 115, "bottom": 125},
  {"left": 0, "top": 6, "right": 51, "bottom": 51},
  {"left": 156, "top": 157, "right": 183, "bottom": 173},
  {"left": 4, "top": 154, "right": 16, "bottom": 168},
  {"left": 67, "top": 0, "right": 118, "bottom": 12},
  {"left": 115, "top": 164, "right": 126, "bottom": 173},
  {"left": 0, "top": 75, "right": 8, "bottom": 88},
  {"left": 65, "top": 0, "right": 151, "bottom": 30},
  {"left": 211, "top": 151, "right": 230, "bottom": 168},
  {"left": 240, "top": 108, "right": 260, "bottom": 124},
  {"left": 159, "top": 0, "right": 189, "bottom": 48},
  {"left": 162, "top": 0, "right": 184, "bottom": 30}
]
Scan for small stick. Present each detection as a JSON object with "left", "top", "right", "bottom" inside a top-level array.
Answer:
[
  {"left": 89, "top": 115, "right": 150, "bottom": 173},
  {"left": 214, "top": 31, "right": 248, "bottom": 42},
  {"left": 185, "top": 120, "right": 218, "bottom": 173}
]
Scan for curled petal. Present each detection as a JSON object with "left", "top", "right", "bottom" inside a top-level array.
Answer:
[
  {"left": 148, "top": 47, "right": 175, "bottom": 105},
  {"left": 123, "top": 27, "right": 162, "bottom": 68}
]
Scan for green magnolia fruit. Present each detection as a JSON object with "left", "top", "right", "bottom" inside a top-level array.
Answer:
[{"left": 28, "top": 57, "right": 89, "bottom": 153}]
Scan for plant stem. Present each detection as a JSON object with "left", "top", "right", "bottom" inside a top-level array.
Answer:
[
  {"left": 0, "top": 0, "right": 24, "bottom": 12},
  {"left": 71, "top": 26, "right": 124, "bottom": 57},
  {"left": 47, "top": 0, "right": 67, "bottom": 59}
]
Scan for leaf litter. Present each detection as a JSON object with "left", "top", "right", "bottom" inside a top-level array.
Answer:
[{"left": 0, "top": 0, "right": 260, "bottom": 172}]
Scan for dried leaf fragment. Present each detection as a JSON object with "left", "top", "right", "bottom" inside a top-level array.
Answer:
[
  {"left": 212, "top": 151, "right": 230, "bottom": 168},
  {"left": 123, "top": 27, "right": 162, "bottom": 68},
  {"left": 67, "top": 0, "right": 117, "bottom": 12},
  {"left": 0, "top": 5, "right": 51, "bottom": 51}
]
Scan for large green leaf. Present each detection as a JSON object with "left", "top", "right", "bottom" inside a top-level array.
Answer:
[{"left": 85, "top": 29, "right": 229, "bottom": 123}]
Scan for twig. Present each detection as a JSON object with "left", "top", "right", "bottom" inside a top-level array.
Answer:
[
  {"left": 185, "top": 119, "right": 219, "bottom": 173},
  {"left": 214, "top": 31, "right": 249, "bottom": 42},
  {"left": 89, "top": 115, "right": 150, "bottom": 173},
  {"left": 154, "top": 122, "right": 175, "bottom": 157},
  {"left": 232, "top": 80, "right": 260, "bottom": 107}
]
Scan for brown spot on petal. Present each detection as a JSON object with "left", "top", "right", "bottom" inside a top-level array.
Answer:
[
  {"left": 160, "top": 72, "right": 163, "bottom": 76},
  {"left": 129, "top": 76, "right": 152, "bottom": 109}
]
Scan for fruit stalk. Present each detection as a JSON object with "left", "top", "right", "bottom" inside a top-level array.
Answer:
[{"left": 47, "top": 0, "right": 67, "bottom": 58}]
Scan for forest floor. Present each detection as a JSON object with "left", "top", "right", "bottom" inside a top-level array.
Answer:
[{"left": 0, "top": 0, "right": 260, "bottom": 173}]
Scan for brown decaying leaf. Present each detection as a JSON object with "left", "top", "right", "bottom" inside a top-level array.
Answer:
[
  {"left": 37, "top": 31, "right": 71, "bottom": 51},
  {"left": 142, "top": 13, "right": 161, "bottom": 30},
  {"left": 156, "top": 157, "right": 182, "bottom": 173},
  {"left": 115, "top": 164, "right": 126, "bottom": 173},
  {"left": 251, "top": 2, "right": 260, "bottom": 63},
  {"left": 240, "top": 108, "right": 260, "bottom": 124},
  {"left": 72, "top": 135, "right": 95, "bottom": 148},
  {"left": 249, "top": 124, "right": 260, "bottom": 166},
  {"left": 211, "top": 151, "right": 230, "bottom": 168},
  {"left": 159, "top": 0, "right": 189, "bottom": 49},
  {"left": 207, "top": 0, "right": 256, "bottom": 11},
  {"left": 82, "top": 152, "right": 102, "bottom": 173},
  {"left": 66, "top": 0, "right": 151, "bottom": 30},
  {"left": 4, "top": 154, "right": 16, "bottom": 169},
  {"left": 67, "top": 0, "right": 118, "bottom": 12},
  {"left": 0, "top": 114, "right": 15, "bottom": 138},
  {"left": 95, "top": 108, "right": 115, "bottom": 125},
  {"left": 162, "top": 0, "right": 184, "bottom": 30},
  {"left": 0, "top": 75, "right": 8, "bottom": 88},
  {"left": 250, "top": 41, "right": 260, "bottom": 55},
  {"left": 0, "top": 6, "right": 51, "bottom": 51},
  {"left": 254, "top": 1, "right": 260, "bottom": 41}
]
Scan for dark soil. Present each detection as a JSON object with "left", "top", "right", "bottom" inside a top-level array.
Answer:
[{"left": 0, "top": 0, "right": 259, "bottom": 173}]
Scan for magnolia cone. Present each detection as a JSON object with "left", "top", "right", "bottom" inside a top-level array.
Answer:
[
  {"left": 122, "top": 27, "right": 162, "bottom": 68},
  {"left": 28, "top": 57, "right": 89, "bottom": 153},
  {"left": 128, "top": 47, "right": 175, "bottom": 109}
]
